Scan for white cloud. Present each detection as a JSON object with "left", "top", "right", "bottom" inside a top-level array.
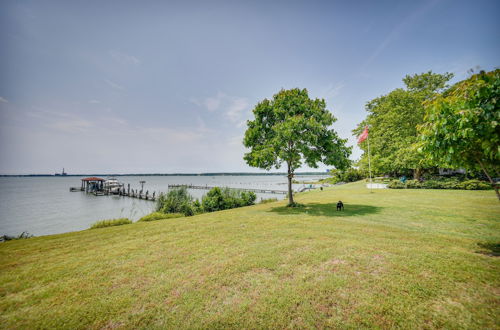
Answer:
[
  {"left": 226, "top": 97, "right": 249, "bottom": 123},
  {"left": 228, "top": 134, "right": 244, "bottom": 147},
  {"left": 191, "top": 92, "right": 250, "bottom": 122},
  {"left": 204, "top": 92, "right": 225, "bottom": 111},
  {"left": 104, "top": 79, "right": 124, "bottom": 90},
  {"left": 0, "top": 96, "right": 8, "bottom": 103},
  {"left": 26, "top": 109, "right": 94, "bottom": 132},
  {"left": 109, "top": 50, "right": 141, "bottom": 65},
  {"left": 319, "top": 83, "right": 345, "bottom": 100},
  {"left": 51, "top": 118, "right": 93, "bottom": 133},
  {"left": 88, "top": 99, "right": 101, "bottom": 104}
]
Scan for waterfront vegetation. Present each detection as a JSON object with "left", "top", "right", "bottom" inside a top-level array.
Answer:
[
  {"left": 138, "top": 212, "right": 184, "bottom": 222},
  {"left": 89, "top": 218, "right": 132, "bottom": 229},
  {"left": 259, "top": 197, "right": 278, "bottom": 204},
  {"left": 155, "top": 186, "right": 257, "bottom": 217},
  {"left": 1, "top": 181, "right": 499, "bottom": 328},
  {"left": 0, "top": 231, "right": 33, "bottom": 242}
]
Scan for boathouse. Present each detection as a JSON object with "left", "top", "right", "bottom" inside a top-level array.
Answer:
[{"left": 81, "top": 177, "right": 105, "bottom": 193}]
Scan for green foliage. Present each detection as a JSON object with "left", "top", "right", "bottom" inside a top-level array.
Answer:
[
  {"left": 387, "top": 180, "right": 406, "bottom": 189},
  {"left": 1, "top": 231, "right": 33, "bottom": 242},
  {"left": 202, "top": 187, "right": 256, "bottom": 212},
  {"left": 156, "top": 187, "right": 195, "bottom": 216},
  {"left": 202, "top": 187, "right": 224, "bottom": 212},
  {"left": 327, "top": 167, "right": 365, "bottom": 184},
  {"left": 260, "top": 197, "right": 278, "bottom": 204},
  {"left": 241, "top": 191, "right": 257, "bottom": 206},
  {"left": 461, "top": 179, "right": 492, "bottom": 190},
  {"left": 387, "top": 178, "right": 492, "bottom": 190},
  {"left": 244, "top": 88, "right": 351, "bottom": 204},
  {"left": 418, "top": 69, "right": 499, "bottom": 198},
  {"left": 192, "top": 199, "right": 203, "bottom": 214},
  {"left": 138, "top": 212, "right": 184, "bottom": 222},
  {"left": 354, "top": 71, "right": 453, "bottom": 176},
  {"left": 90, "top": 218, "right": 132, "bottom": 229}
]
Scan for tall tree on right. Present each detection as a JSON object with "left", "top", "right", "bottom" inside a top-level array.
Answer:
[
  {"left": 353, "top": 71, "right": 453, "bottom": 178},
  {"left": 418, "top": 69, "right": 500, "bottom": 200}
]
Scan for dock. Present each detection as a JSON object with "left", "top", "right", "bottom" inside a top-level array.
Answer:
[
  {"left": 70, "top": 177, "right": 158, "bottom": 201},
  {"left": 167, "top": 184, "right": 288, "bottom": 194},
  {"left": 71, "top": 177, "right": 290, "bottom": 201}
]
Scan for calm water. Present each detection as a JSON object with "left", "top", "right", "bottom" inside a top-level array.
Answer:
[{"left": 0, "top": 175, "right": 326, "bottom": 236}]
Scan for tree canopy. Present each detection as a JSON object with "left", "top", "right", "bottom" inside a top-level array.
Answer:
[
  {"left": 418, "top": 69, "right": 500, "bottom": 199},
  {"left": 243, "top": 88, "right": 351, "bottom": 205},
  {"left": 353, "top": 71, "right": 453, "bottom": 178}
]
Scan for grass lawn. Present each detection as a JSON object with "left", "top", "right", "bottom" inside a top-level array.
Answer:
[{"left": 1, "top": 182, "right": 499, "bottom": 329}]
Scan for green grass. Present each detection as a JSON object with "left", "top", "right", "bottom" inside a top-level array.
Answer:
[
  {"left": 89, "top": 218, "right": 132, "bottom": 229},
  {"left": 138, "top": 212, "right": 184, "bottom": 222},
  {"left": 1, "top": 182, "right": 499, "bottom": 329}
]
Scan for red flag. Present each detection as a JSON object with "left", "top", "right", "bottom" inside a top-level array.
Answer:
[{"left": 357, "top": 126, "right": 369, "bottom": 144}]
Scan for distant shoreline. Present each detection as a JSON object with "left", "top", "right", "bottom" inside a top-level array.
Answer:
[{"left": 0, "top": 172, "right": 329, "bottom": 177}]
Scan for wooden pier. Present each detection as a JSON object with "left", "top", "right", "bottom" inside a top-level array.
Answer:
[
  {"left": 70, "top": 177, "right": 157, "bottom": 201},
  {"left": 71, "top": 178, "right": 289, "bottom": 202},
  {"left": 167, "top": 184, "right": 288, "bottom": 194}
]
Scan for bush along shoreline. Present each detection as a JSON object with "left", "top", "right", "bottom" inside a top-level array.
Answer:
[
  {"left": 154, "top": 186, "right": 257, "bottom": 217},
  {"left": 90, "top": 218, "right": 132, "bottom": 229},
  {"left": 0, "top": 231, "right": 34, "bottom": 242},
  {"left": 86, "top": 187, "right": 258, "bottom": 229}
]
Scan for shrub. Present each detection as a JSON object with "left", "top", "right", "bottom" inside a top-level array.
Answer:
[
  {"left": 460, "top": 180, "right": 492, "bottom": 190},
  {"left": 202, "top": 187, "right": 226, "bottom": 212},
  {"left": 441, "top": 179, "right": 461, "bottom": 189},
  {"left": 405, "top": 180, "right": 422, "bottom": 189},
  {"left": 156, "top": 187, "right": 195, "bottom": 216},
  {"left": 260, "top": 197, "right": 278, "bottom": 204},
  {"left": 241, "top": 191, "right": 257, "bottom": 206},
  {"left": 326, "top": 168, "right": 365, "bottom": 184},
  {"left": 90, "top": 218, "right": 132, "bottom": 229},
  {"left": 202, "top": 187, "right": 257, "bottom": 212},
  {"left": 192, "top": 200, "right": 203, "bottom": 214},
  {"left": 387, "top": 180, "right": 405, "bottom": 189},
  {"left": 1, "top": 231, "right": 34, "bottom": 242},
  {"left": 387, "top": 178, "right": 492, "bottom": 190},
  {"left": 138, "top": 212, "right": 184, "bottom": 222}
]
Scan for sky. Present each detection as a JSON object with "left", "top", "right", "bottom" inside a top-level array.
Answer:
[{"left": 0, "top": 0, "right": 498, "bottom": 174}]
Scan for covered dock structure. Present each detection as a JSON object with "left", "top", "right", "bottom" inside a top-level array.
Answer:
[{"left": 81, "top": 177, "right": 105, "bottom": 193}]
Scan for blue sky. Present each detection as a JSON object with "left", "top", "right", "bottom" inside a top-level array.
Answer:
[{"left": 0, "top": 0, "right": 498, "bottom": 174}]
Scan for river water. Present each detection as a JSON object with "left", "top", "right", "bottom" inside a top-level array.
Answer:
[{"left": 0, "top": 175, "right": 326, "bottom": 236}]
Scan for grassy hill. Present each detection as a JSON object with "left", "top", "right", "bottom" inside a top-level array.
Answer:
[{"left": 1, "top": 182, "right": 499, "bottom": 329}]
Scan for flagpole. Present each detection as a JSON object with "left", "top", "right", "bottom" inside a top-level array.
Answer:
[{"left": 367, "top": 126, "right": 373, "bottom": 193}]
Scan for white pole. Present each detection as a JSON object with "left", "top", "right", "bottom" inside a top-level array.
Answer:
[{"left": 367, "top": 128, "right": 373, "bottom": 192}]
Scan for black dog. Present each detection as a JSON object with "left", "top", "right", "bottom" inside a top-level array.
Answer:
[{"left": 336, "top": 200, "right": 344, "bottom": 211}]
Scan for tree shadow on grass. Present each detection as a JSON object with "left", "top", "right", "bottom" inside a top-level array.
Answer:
[
  {"left": 268, "top": 203, "right": 381, "bottom": 218},
  {"left": 476, "top": 242, "right": 500, "bottom": 257}
]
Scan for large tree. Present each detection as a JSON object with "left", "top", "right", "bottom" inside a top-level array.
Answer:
[
  {"left": 243, "top": 88, "right": 351, "bottom": 205},
  {"left": 353, "top": 71, "right": 453, "bottom": 178},
  {"left": 418, "top": 69, "right": 500, "bottom": 200}
]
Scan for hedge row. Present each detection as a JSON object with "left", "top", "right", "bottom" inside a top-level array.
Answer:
[{"left": 387, "top": 179, "right": 492, "bottom": 190}]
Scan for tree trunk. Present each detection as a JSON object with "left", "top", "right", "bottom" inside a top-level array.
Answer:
[
  {"left": 477, "top": 157, "right": 500, "bottom": 201},
  {"left": 287, "top": 161, "right": 294, "bottom": 205},
  {"left": 414, "top": 168, "right": 422, "bottom": 181}
]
